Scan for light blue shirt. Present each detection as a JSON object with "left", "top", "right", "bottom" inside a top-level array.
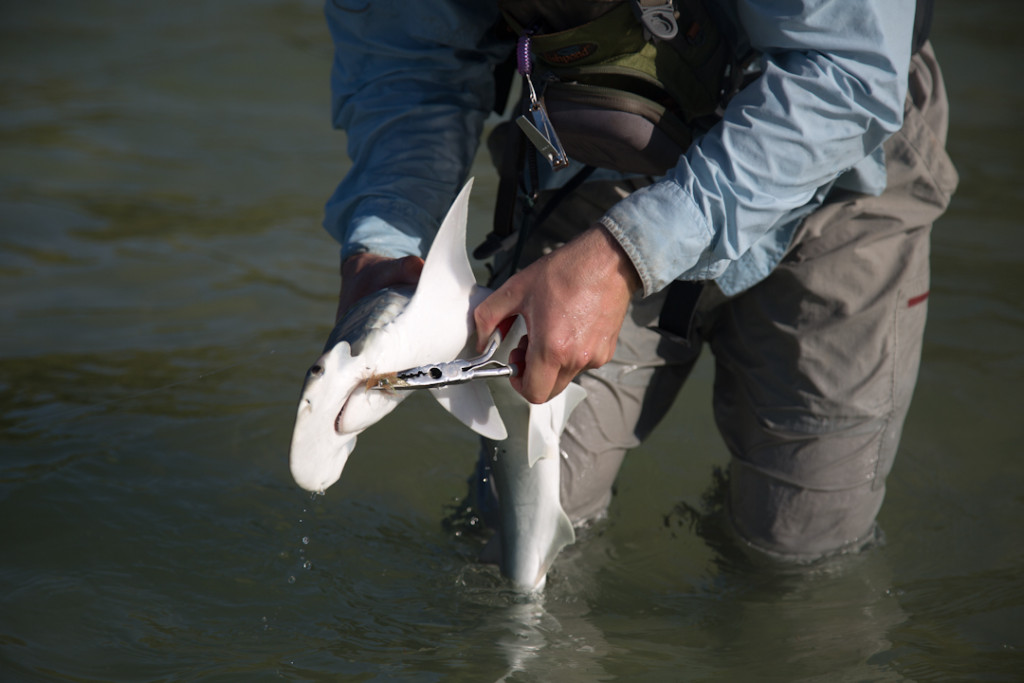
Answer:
[{"left": 324, "top": 0, "right": 916, "bottom": 297}]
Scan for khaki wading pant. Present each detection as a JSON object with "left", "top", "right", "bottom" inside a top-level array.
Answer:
[{"left": 479, "top": 43, "right": 958, "bottom": 561}]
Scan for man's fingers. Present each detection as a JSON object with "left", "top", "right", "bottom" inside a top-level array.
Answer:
[
  {"left": 475, "top": 224, "right": 638, "bottom": 402},
  {"left": 473, "top": 290, "right": 516, "bottom": 353},
  {"left": 392, "top": 254, "right": 424, "bottom": 285},
  {"left": 507, "top": 336, "right": 528, "bottom": 393},
  {"left": 337, "top": 253, "right": 424, "bottom": 322},
  {"left": 518, "top": 335, "right": 583, "bottom": 404},
  {"left": 361, "top": 255, "right": 423, "bottom": 293}
]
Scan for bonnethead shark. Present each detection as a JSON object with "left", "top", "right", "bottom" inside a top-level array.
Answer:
[{"left": 289, "top": 178, "right": 584, "bottom": 591}]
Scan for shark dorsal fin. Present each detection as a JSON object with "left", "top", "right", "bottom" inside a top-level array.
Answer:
[
  {"left": 394, "top": 178, "right": 507, "bottom": 440},
  {"left": 400, "top": 178, "right": 480, "bottom": 329}
]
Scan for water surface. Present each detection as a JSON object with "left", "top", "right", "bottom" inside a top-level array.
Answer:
[{"left": 1, "top": 2, "right": 1021, "bottom": 680}]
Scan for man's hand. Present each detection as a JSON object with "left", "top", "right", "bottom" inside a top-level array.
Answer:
[
  {"left": 473, "top": 225, "right": 641, "bottom": 404},
  {"left": 336, "top": 253, "right": 424, "bottom": 322}
]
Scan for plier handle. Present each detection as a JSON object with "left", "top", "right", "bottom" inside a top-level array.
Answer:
[{"left": 369, "top": 330, "right": 514, "bottom": 391}]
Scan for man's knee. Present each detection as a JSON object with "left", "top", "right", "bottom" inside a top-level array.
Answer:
[{"left": 726, "top": 454, "right": 887, "bottom": 561}]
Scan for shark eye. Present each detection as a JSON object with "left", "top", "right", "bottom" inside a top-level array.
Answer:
[{"left": 308, "top": 364, "right": 324, "bottom": 378}]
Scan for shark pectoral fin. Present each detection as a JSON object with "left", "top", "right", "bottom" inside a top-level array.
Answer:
[
  {"left": 553, "top": 383, "right": 587, "bottom": 432},
  {"left": 431, "top": 381, "right": 508, "bottom": 440},
  {"left": 525, "top": 382, "right": 588, "bottom": 468},
  {"left": 527, "top": 405, "right": 559, "bottom": 468}
]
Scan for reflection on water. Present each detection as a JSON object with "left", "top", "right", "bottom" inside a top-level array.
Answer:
[
  {"left": 1, "top": 0, "right": 1022, "bottom": 680},
  {"left": 492, "top": 601, "right": 556, "bottom": 683}
]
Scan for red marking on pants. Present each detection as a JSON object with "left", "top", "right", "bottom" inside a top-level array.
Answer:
[{"left": 907, "top": 291, "right": 930, "bottom": 307}]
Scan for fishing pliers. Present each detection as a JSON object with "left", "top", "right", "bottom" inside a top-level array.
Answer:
[{"left": 368, "top": 330, "right": 515, "bottom": 391}]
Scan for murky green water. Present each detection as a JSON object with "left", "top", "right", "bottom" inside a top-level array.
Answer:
[{"left": 2, "top": 2, "right": 1021, "bottom": 680}]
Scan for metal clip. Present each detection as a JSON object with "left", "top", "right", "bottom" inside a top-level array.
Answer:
[
  {"left": 516, "top": 74, "right": 570, "bottom": 171},
  {"left": 632, "top": 0, "right": 678, "bottom": 41}
]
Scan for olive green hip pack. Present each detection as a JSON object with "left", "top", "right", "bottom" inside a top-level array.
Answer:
[{"left": 507, "top": 0, "right": 736, "bottom": 176}]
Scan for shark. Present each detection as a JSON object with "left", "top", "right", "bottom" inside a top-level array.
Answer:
[{"left": 288, "top": 178, "right": 584, "bottom": 591}]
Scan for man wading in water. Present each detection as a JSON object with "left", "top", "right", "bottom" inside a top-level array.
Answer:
[{"left": 323, "top": 0, "right": 957, "bottom": 564}]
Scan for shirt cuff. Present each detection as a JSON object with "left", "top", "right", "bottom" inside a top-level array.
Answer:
[{"left": 598, "top": 180, "right": 716, "bottom": 297}]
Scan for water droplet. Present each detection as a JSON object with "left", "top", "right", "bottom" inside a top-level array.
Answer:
[
  {"left": 303, "top": 560, "right": 312, "bottom": 570},
  {"left": 302, "top": 536, "right": 309, "bottom": 545},
  {"left": 288, "top": 575, "right": 296, "bottom": 584}
]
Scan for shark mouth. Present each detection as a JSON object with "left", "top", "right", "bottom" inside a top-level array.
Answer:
[
  {"left": 334, "top": 377, "right": 406, "bottom": 435},
  {"left": 334, "top": 395, "right": 353, "bottom": 435}
]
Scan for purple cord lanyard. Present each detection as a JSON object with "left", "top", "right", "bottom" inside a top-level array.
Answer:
[{"left": 514, "top": 32, "right": 569, "bottom": 171}]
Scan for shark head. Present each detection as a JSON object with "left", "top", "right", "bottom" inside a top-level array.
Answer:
[
  {"left": 288, "top": 337, "right": 408, "bottom": 492},
  {"left": 288, "top": 340, "right": 359, "bottom": 492}
]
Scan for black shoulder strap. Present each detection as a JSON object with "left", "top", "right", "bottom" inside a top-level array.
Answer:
[{"left": 913, "top": 0, "right": 934, "bottom": 53}]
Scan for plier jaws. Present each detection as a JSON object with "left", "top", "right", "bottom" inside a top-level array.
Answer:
[{"left": 369, "top": 330, "right": 514, "bottom": 391}]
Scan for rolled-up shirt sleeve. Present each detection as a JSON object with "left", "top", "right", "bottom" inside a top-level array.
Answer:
[
  {"left": 323, "top": 0, "right": 509, "bottom": 261},
  {"left": 600, "top": 0, "right": 916, "bottom": 296}
]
